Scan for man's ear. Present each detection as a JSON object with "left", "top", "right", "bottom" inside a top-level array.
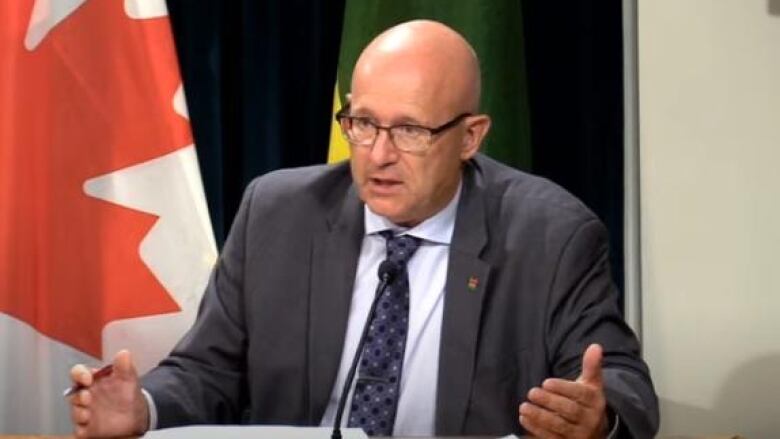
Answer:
[{"left": 460, "top": 114, "right": 491, "bottom": 160}]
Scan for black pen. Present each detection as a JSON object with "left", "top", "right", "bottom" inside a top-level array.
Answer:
[{"left": 63, "top": 363, "right": 114, "bottom": 397}]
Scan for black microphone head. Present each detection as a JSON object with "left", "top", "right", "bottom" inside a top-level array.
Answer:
[{"left": 377, "top": 260, "right": 399, "bottom": 282}]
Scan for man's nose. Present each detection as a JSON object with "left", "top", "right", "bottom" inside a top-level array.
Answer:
[{"left": 369, "top": 128, "right": 399, "bottom": 165}]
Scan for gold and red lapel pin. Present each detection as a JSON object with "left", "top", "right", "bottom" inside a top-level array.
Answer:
[{"left": 467, "top": 275, "right": 479, "bottom": 291}]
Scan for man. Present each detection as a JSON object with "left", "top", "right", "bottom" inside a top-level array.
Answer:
[{"left": 69, "top": 20, "right": 658, "bottom": 439}]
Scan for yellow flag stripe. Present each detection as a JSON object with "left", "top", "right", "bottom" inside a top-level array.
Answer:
[{"left": 327, "top": 83, "right": 351, "bottom": 164}]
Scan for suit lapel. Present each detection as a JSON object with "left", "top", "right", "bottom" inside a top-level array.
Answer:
[
  {"left": 308, "top": 185, "right": 364, "bottom": 423},
  {"left": 436, "top": 161, "right": 491, "bottom": 435}
]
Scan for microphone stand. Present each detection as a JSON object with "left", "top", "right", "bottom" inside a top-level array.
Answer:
[{"left": 331, "top": 261, "right": 397, "bottom": 439}]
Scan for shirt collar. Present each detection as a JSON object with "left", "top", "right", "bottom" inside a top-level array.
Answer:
[{"left": 363, "top": 180, "right": 461, "bottom": 245}]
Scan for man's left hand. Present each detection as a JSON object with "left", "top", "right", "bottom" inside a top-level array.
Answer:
[{"left": 518, "top": 343, "right": 609, "bottom": 439}]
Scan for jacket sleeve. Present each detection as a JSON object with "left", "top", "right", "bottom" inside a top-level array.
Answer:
[{"left": 545, "top": 218, "right": 659, "bottom": 439}]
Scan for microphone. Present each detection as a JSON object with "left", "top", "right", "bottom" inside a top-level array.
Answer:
[
  {"left": 377, "top": 260, "right": 399, "bottom": 284},
  {"left": 331, "top": 260, "right": 398, "bottom": 439}
]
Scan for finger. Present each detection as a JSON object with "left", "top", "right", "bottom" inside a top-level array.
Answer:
[
  {"left": 69, "top": 389, "right": 92, "bottom": 408},
  {"left": 70, "top": 364, "right": 93, "bottom": 387},
  {"left": 578, "top": 343, "right": 603, "bottom": 386},
  {"left": 519, "top": 401, "right": 573, "bottom": 437},
  {"left": 527, "top": 387, "right": 584, "bottom": 423},
  {"left": 71, "top": 405, "right": 90, "bottom": 425},
  {"left": 113, "top": 349, "right": 138, "bottom": 380},
  {"left": 542, "top": 378, "right": 598, "bottom": 407},
  {"left": 519, "top": 413, "right": 564, "bottom": 439},
  {"left": 74, "top": 424, "right": 89, "bottom": 439}
]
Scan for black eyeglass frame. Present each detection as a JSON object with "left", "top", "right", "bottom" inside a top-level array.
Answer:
[{"left": 335, "top": 103, "right": 472, "bottom": 152}]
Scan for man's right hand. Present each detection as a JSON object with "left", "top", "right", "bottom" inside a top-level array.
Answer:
[{"left": 69, "top": 349, "right": 150, "bottom": 438}]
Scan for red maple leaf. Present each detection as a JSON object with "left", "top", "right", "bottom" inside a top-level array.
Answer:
[{"left": 0, "top": 0, "right": 193, "bottom": 358}]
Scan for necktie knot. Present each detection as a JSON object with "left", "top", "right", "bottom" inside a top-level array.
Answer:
[{"left": 380, "top": 231, "right": 421, "bottom": 268}]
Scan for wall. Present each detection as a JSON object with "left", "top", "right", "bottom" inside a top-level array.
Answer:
[{"left": 638, "top": 1, "right": 780, "bottom": 438}]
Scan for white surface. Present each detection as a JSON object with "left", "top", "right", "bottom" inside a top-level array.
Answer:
[
  {"left": 638, "top": 1, "right": 780, "bottom": 438},
  {"left": 144, "top": 425, "right": 367, "bottom": 439}
]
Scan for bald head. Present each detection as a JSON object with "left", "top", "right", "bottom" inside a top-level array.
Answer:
[{"left": 351, "top": 20, "right": 481, "bottom": 114}]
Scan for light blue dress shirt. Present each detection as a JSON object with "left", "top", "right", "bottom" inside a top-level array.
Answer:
[{"left": 319, "top": 183, "right": 461, "bottom": 436}]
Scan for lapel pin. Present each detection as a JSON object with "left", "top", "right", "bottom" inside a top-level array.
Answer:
[{"left": 467, "top": 275, "right": 479, "bottom": 291}]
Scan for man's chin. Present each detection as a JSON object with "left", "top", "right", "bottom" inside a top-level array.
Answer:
[
  {"left": 365, "top": 201, "right": 398, "bottom": 218},
  {"left": 364, "top": 201, "right": 412, "bottom": 225}
]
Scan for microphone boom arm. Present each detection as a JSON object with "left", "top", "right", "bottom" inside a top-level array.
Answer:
[{"left": 331, "top": 261, "right": 397, "bottom": 439}]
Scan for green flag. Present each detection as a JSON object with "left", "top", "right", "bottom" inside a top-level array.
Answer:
[{"left": 329, "top": 1, "right": 532, "bottom": 170}]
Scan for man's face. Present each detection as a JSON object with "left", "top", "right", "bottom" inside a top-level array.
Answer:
[{"left": 348, "top": 61, "right": 471, "bottom": 227}]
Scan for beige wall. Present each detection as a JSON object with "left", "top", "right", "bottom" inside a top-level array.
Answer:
[{"left": 638, "top": 1, "right": 780, "bottom": 438}]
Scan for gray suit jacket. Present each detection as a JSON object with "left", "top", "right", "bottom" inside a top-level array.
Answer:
[{"left": 142, "top": 154, "right": 658, "bottom": 438}]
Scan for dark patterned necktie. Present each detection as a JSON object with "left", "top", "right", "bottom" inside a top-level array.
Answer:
[{"left": 348, "top": 231, "right": 421, "bottom": 436}]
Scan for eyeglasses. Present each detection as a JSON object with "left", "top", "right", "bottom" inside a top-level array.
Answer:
[{"left": 335, "top": 104, "right": 471, "bottom": 153}]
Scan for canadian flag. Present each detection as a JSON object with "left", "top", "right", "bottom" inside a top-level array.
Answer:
[{"left": 0, "top": 0, "right": 217, "bottom": 433}]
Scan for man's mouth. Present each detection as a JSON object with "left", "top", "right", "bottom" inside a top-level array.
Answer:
[
  {"left": 370, "top": 177, "right": 401, "bottom": 186},
  {"left": 367, "top": 177, "right": 403, "bottom": 194}
]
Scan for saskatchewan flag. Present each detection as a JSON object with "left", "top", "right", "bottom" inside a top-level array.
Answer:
[{"left": 328, "top": 1, "right": 532, "bottom": 170}]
